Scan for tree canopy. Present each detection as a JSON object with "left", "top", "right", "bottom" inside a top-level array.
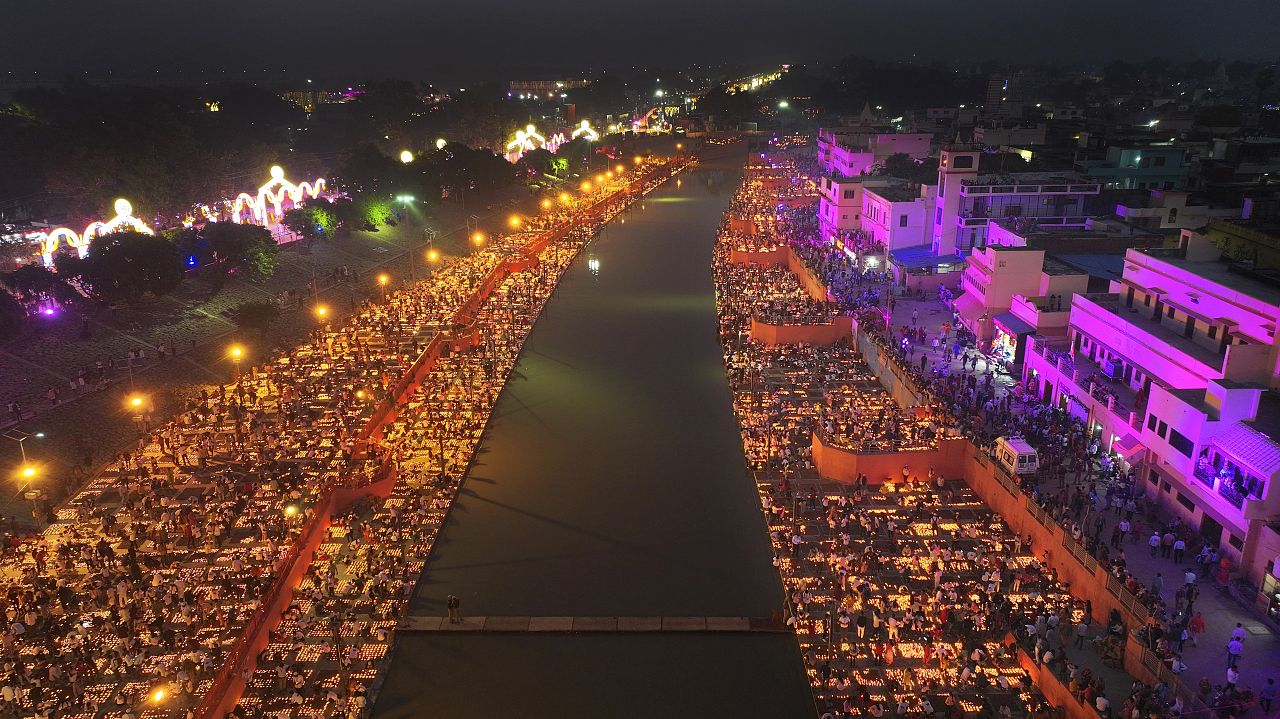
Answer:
[{"left": 56, "top": 231, "right": 184, "bottom": 301}]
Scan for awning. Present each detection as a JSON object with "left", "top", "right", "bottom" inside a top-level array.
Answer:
[
  {"left": 993, "top": 311, "right": 1035, "bottom": 337},
  {"left": 1111, "top": 433, "right": 1147, "bottom": 461},
  {"left": 953, "top": 293, "right": 985, "bottom": 324},
  {"left": 890, "top": 245, "right": 965, "bottom": 271}
]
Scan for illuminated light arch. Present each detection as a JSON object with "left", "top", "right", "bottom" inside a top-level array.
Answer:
[
  {"left": 545, "top": 132, "right": 567, "bottom": 154},
  {"left": 231, "top": 166, "right": 326, "bottom": 225},
  {"left": 36, "top": 198, "right": 155, "bottom": 266},
  {"left": 571, "top": 120, "right": 599, "bottom": 142},
  {"left": 505, "top": 124, "right": 547, "bottom": 162}
]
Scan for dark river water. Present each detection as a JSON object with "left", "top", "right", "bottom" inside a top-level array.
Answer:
[{"left": 374, "top": 145, "right": 813, "bottom": 719}]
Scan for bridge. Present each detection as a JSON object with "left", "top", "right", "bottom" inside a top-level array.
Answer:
[{"left": 398, "top": 616, "right": 788, "bottom": 633}]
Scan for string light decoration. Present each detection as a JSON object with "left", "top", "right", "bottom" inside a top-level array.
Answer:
[
  {"left": 232, "top": 166, "right": 327, "bottom": 225},
  {"left": 504, "top": 124, "right": 547, "bottom": 161},
  {"left": 35, "top": 198, "right": 155, "bottom": 267},
  {"left": 570, "top": 119, "right": 599, "bottom": 141}
]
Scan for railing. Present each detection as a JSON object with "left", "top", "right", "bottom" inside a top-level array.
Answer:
[{"left": 193, "top": 157, "right": 690, "bottom": 719}]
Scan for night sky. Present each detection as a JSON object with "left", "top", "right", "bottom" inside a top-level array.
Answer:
[{"left": 4, "top": 0, "right": 1276, "bottom": 81}]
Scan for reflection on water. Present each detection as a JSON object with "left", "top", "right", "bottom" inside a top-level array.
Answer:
[{"left": 375, "top": 144, "right": 811, "bottom": 718}]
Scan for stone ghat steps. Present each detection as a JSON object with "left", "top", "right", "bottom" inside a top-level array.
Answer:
[{"left": 398, "top": 616, "right": 788, "bottom": 633}]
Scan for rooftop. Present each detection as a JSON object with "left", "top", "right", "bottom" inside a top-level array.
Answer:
[
  {"left": 867, "top": 185, "right": 921, "bottom": 203},
  {"left": 1136, "top": 251, "right": 1280, "bottom": 308},
  {"left": 1079, "top": 292, "right": 1225, "bottom": 369},
  {"left": 1213, "top": 421, "right": 1280, "bottom": 477},
  {"left": 962, "top": 172, "right": 1094, "bottom": 186}
]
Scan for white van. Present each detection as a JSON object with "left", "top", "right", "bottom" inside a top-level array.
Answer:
[{"left": 995, "top": 436, "right": 1039, "bottom": 476}]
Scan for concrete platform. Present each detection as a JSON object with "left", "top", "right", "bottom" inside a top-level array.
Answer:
[{"left": 397, "top": 616, "right": 785, "bottom": 633}]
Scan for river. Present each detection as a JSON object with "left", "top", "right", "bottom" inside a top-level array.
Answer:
[{"left": 373, "top": 144, "right": 813, "bottom": 718}]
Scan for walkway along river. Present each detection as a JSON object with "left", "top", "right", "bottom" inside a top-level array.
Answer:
[{"left": 373, "top": 145, "right": 814, "bottom": 718}]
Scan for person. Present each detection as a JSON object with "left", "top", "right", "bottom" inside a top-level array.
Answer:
[
  {"left": 1188, "top": 611, "right": 1205, "bottom": 646},
  {"left": 1149, "top": 532, "right": 1161, "bottom": 557},
  {"left": 1261, "top": 678, "right": 1277, "bottom": 713},
  {"left": 1226, "top": 665, "right": 1240, "bottom": 690},
  {"left": 1231, "top": 622, "right": 1247, "bottom": 643},
  {"left": 446, "top": 594, "right": 461, "bottom": 624},
  {"left": 1226, "top": 637, "right": 1243, "bottom": 668}
]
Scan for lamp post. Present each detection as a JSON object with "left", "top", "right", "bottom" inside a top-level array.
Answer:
[
  {"left": 2, "top": 430, "right": 43, "bottom": 463},
  {"left": 378, "top": 274, "right": 390, "bottom": 303},
  {"left": 229, "top": 345, "right": 244, "bottom": 382}
]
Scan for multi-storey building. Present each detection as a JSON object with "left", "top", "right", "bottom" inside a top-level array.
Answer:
[
  {"left": 860, "top": 185, "right": 931, "bottom": 252},
  {"left": 1075, "top": 145, "right": 1190, "bottom": 191},
  {"left": 817, "top": 175, "right": 898, "bottom": 242},
  {"left": 816, "top": 127, "right": 932, "bottom": 177},
  {"left": 1023, "top": 231, "right": 1280, "bottom": 597},
  {"left": 931, "top": 145, "right": 1103, "bottom": 258}
]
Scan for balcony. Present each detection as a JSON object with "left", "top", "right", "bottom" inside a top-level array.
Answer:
[
  {"left": 1193, "top": 460, "right": 1217, "bottom": 489},
  {"left": 1029, "top": 337, "right": 1149, "bottom": 429}
]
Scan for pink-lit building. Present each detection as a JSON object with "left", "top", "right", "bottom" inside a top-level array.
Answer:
[
  {"left": 1022, "top": 231, "right": 1280, "bottom": 597},
  {"left": 817, "top": 127, "right": 933, "bottom": 177},
  {"left": 860, "top": 185, "right": 931, "bottom": 252},
  {"left": 817, "top": 175, "right": 897, "bottom": 242}
]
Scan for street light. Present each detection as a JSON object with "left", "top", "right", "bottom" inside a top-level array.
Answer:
[
  {"left": 2, "top": 430, "right": 44, "bottom": 463},
  {"left": 595, "top": 174, "right": 604, "bottom": 183},
  {"left": 580, "top": 181, "right": 591, "bottom": 192},
  {"left": 559, "top": 193, "right": 570, "bottom": 204},
  {"left": 377, "top": 274, "right": 390, "bottom": 302},
  {"left": 633, "top": 156, "right": 643, "bottom": 165},
  {"left": 615, "top": 164, "right": 624, "bottom": 173},
  {"left": 541, "top": 199, "right": 552, "bottom": 210},
  {"left": 426, "top": 247, "right": 440, "bottom": 263},
  {"left": 471, "top": 232, "right": 485, "bottom": 245},
  {"left": 228, "top": 345, "right": 244, "bottom": 381},
  {"left": 399, "top": 150, "right": 414, "bottom": 164},
  {"left": 20, "top": 466, "right": 35, "bottom": 480},
  {"left": 509, "top": 215, "right": 521, "bottom": 228},
  {"left": 315, "top": 305, "right": 329, "bottom": 322}
]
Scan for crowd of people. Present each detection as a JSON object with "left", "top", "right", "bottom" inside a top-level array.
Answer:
[
  {"left": 0, "top": 158, "right": 682, "bottom": 719},
  {"left": 712, "top": 153, "right": 1192, "bottom": 719}
]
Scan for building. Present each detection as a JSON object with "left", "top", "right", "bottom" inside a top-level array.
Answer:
[
  {"left": 954, "top": 245, "right": 1089, "bottom": 359},
  {"left": 972, "top": 122, "right": 1047, "bottom": 147},
  {"left": 817, "top": 175, "right": 898, "bottom": 241},
  {"left": 1204, "top": 220, "right": 1280, "bottom": 272},
  {"left": 1022, "top": 231, "right": 1280, "bottom": 595},
  {"left": 931, "top": 145, "right": 1103, "bottom": 257},
  {"left": 508, "top": 79, "right": 592, "bottom": 95},
  {"left": 860, "top": 185, "right": 930, "bottom": 252},
  {"left": 1075, "top": 145, "right": 1190, "bottom": 191},
  {"left": 817, "top": 127, "right": 933, "bottom": 177},
  {"left": 1115, "top": 190, "right": 1241, "bottom": 231}
]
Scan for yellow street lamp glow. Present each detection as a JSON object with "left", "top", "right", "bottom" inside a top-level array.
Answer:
[
  {"left": 541, "top": 199, "right": 552, "bottom": 210},
  {"left": 378, "top": 274, "right": 389, "bottom": 286},
  {"left": 426, "top": 248, "right": 441, "bottom": 263},
  {"left": 229, "top": 345, "right": 243, "bottom": 360},
  {"left": 606, "top": 171, "right": 613, "bottom": 178},
  {"left": 315, "top": 305, "right": 329, "bottom": 319},
  {"left": 633, "top": 156, "right": 643, "bottom": 165},
  {"left": 435, "top": 138, "right": 447, "bottom": 150},
  {"left": 129, "top": 395, "right": 144, "bottom": 408},
  {"left": 595, "top": 174, "right": 604, "bottom": 183},
  {"left": 615, "top": 164, "right": 624, "bottom": 173},
  {"left": 356, "top": 390, "right": 366, "bottom": 400},
  {"left": 152, "top": 689, "right": 166, "bottom": 703},
  {"left": 580, "top": 181, "right": 591, "bottom": 191},
  {"left": 676, "top": 142, "right": 683, "bottom": 150},
  {"left": 20, "top": 466, "right": 35, "bottom": 480},
  {"left": 509, "top": 215, "right": 521, "bottom": 228},
  {"left": 284, "top": 505, "right": 298, "bottom": 518},
  {"left": 399, "top": 150, "right": 414, "bottom": 164},
  {"left": 471, "top": 232, "right": 485, "bottom": 245},
  {"left": 559, "top": 193, "right": 570, "bottom": 204}
]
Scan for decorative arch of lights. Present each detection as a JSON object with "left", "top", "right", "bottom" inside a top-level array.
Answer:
[
  {"left": 505, "top": 124, "right": 547, "bottom": 162},
  {"left": 33, "top": 198, "right": 155, "bottom": 267},
  {"left": 571, "top": 120, "right": 599, "bottom": 142},
  {"left": 230, "top": 165, "right": 326, "bottom": 224},
  {"left": 30, "top": 166, "right": 327, "bottom": 267}
]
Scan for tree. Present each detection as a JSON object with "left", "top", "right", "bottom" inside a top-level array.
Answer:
[
  {"left": 881, "top": 153, "right": 939, "bottom": 184},
  {"left": 1, "top": 264, "right": 76, "bottom": 303},
  {"left": 0, "top": 291, "right": 25, "bottom": 340},
  {"left": 231, "top": 300, "right": 280, "bottom": 339},
  {"left": 283, "top": 205, "right": 337, "bottom": 239},
  {"left": 58, "top": 231, "right": 184, "bottom": 300},
  {"left": 200, "top": 222, "right": 279, "bottom": 278}
]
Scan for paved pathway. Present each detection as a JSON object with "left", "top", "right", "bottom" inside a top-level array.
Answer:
[{"left": 398, "top": 616, "right": 784, "bottom": 632}]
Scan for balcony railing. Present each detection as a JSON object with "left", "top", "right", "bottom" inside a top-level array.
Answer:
[
  {"left": 1193, "top": 461, "right": 1216, "bottom": 489},
  {"left": 1219, "top": 481, "right": 1247, "bottom": 509}
]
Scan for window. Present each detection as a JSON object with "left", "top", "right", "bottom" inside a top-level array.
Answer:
[
  {"left": 1209, "top": 325, "right": 1217, "bottom": 339},
  {"left": 1154, "top": 156, "right": 1167, "bottom": 167},
  {"left": 1176, "top": 492, "right": 1196, "bottom": 511},
  {"left": 952, "top": 155, "right": 974, "bottom": 169},
  {"left": 1166, "top": 305, "right": 1175, "bottom": 318},
  {"left": 899, "top": 214, "right": 909, "bottom": 227},
  {"left": 1004, "top": 205, "right": 1024, "bottom": 217},
  {"left": 843, "top": 190, "right": 856, "bottom": 199},
  {"left": 1158, "top": 421, "right": 1168, "bottom": 438},
  {"left": 1147, "top": 413, "right": 1158, "bottom": 431},
  {"left": 1229, "top": 534, "right": 1244, "bottom": 550},
  {"left": 1169, "top": 429, "right": 1194, "bottom": 457},
  {"left": 1144, "top": 295, "right": 1152, "bottom": 307},
  {"left": 936, "top": 208, "right": 943, "bottom": 224},
  {"left": 1148, "top": 468, "right": 1159, "bottom": 485}
]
